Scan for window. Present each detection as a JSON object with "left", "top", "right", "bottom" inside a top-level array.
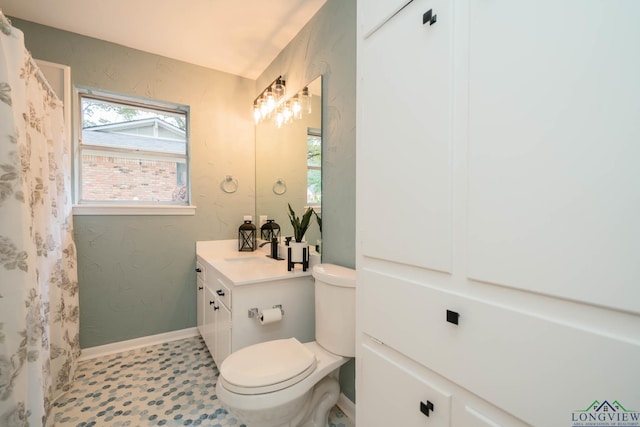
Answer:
[
  {"left": 76, "top": 90, "right": 190, "bottom": 209},
  {"left": 307, "top": 127, "right": 321, "bottom": 206}
]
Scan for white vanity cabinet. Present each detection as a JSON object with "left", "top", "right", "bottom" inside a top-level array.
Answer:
[
  {"left": 357, "top": 0, "right": 640, "bottom": 425},
  {"left": 196, "top": 240, "right": 316, "bottom": 368}
]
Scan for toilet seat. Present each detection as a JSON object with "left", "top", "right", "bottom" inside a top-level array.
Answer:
[{"left": 219, "top": 338, "right": 316, "bottom": 395}]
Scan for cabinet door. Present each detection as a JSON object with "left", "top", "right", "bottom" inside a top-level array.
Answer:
[
  {"left": 196, "top": 277, "right": 204, "bottom": 335},
  {"left": 214, "top": 302, "right": 231, "bottom": 365},
  {"left": 358, "top": 338, "right": 452, "bottom": 426},
  {"left": 202, "top": 287, "right": 217, "bottom": 359},
  {"left": 196, "top": 260, "right": 206, "bottom": 335},
  {"left": 359, "top": 0, "right": 453, "bottom": 273},
  {"left": 465, "top": 0, "right": 640, "bottom": 313}
]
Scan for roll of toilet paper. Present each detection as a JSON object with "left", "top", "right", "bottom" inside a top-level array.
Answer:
[{"left": 259, "top": 308, "right": 282, "bottom": 325}]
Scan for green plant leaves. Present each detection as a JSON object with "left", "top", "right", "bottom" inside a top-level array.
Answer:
[{"left": 288, "top": 203, "right": 315, "bottom": 242}]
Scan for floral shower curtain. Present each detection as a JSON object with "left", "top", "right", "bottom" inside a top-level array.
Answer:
[{"left": 0, "top": 12, "right": 80, "bottom": 427}]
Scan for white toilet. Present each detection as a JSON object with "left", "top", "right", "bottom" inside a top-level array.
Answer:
[{"left": 215, "top": 263, "right": 356, "bottom": 427}]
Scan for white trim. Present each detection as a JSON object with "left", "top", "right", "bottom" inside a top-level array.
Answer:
[
  {"left": 337, "top": 392, "right": 356, "bottom": 424},
  {"left": 79, "top": 327, "right": 199, "bottom": 361},
  {"left": 35, "top": 59, "right": 72, "bottom": 177},
  {"left": 73, "top": 204, "right": 196, "bottom": 216}
]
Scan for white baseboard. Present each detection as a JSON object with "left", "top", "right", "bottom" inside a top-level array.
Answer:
[
  {"left": 79, "top": 327, "right": 199, "bottom": 361},
  {"left": 337, "top": 392, "right": 356, "bottom": 424}
]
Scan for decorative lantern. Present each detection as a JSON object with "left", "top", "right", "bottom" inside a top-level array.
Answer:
[
  {"left": 260, "top": 220, "right": 281, "bottom": 242},
  {"left": 238, "top": 220, "right": 256, "bottom": 252}
]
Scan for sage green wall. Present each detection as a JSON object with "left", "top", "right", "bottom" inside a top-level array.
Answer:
[
  {"left": 256, "top": 0, "right": 357, "bottom": 402},
  {"left": 13, "top": 0, "right": 357, "bottom": 402},
  {"left": 12, "top": 18, "right": 256, "bottom": 349}
]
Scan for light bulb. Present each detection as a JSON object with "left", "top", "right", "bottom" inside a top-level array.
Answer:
[
  {"left": 275, "top": 106, "right": 284, "bottom": 128},
  {"left": 291, "top": 95, "right": 302, "bottom": 119},
  {"left": 273, "top": 78, "right": 286, "bottom": 103},
  {"left": 265, "top": 88, "right": 276, "bottom": 113},
  {"left": 253, "top": 102, "right": 261, "bottom": 124},
  {"left": 259, "top": 96, "right": 269, "bottom": 118},
  {"left": 300, "top": 87, "right": 312, "bottom": 114},
  {"left": 283, "top": 101, "right": 293, "bottom": 123}
]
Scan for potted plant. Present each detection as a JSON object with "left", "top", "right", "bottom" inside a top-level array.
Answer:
[
  {"left": 287, "top": 203, "right": 315, "bottom": 267},
  {"left": 288, "top": 203, "right": 315, "bottom": 242}
]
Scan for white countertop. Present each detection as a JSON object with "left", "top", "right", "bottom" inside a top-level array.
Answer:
[{"left": 196, "top": 240, "right": 318, "bottom": 285}]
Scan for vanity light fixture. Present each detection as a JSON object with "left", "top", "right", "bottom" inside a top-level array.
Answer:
[{"left": 253, "top": 76, "right": 312, "bottom": 127}]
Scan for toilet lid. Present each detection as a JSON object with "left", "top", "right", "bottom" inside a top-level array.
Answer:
[{"left": 220, "top": 338, "right": 316, "bottom": 395}]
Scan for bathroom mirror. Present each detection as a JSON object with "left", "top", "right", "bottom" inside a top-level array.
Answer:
[{"left": 255, "top": 76, "right": 322, "bottom": 249}]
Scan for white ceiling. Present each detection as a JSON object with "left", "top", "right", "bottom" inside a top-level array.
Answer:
[{"left": 1, "top": 0, "right": 326, "bottom": 80}]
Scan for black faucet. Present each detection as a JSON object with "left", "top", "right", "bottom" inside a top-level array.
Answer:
[{"left": 260, "top": 238, "right": 282, "bottom": 260}]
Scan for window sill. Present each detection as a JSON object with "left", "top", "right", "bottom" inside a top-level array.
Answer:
[{"left": 72, "top": 204, "right": 196, "bottom": 216}]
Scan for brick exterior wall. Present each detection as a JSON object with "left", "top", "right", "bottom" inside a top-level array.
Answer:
[{"left": 81, "top": 155, "right": 185, "bottom": 202}]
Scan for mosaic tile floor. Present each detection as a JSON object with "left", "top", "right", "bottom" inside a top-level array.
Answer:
[{"left": 53, "top": 336, "right": 353, "bottom": 427}]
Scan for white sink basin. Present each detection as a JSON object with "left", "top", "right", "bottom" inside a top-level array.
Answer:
[{"left": 224, "top": 256, "right": 274, "bottom": 265}]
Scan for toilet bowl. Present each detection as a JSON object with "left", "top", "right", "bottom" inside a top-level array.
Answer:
[{"left": 215, "top": 264, "right": 356, "bottom": 427}]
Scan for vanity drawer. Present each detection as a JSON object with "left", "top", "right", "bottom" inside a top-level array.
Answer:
[
  {"left": 196, "top": 258, "right": 206, "bottom": 281},
  {"left": 212, "top": 276, "right": 232, "bottom": 309},
  {"left": 358, "top": 268, "right": 640, "bottom": 425}
]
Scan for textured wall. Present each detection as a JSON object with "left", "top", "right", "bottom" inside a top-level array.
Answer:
[
  {"left": 12, "top": 17, "right": 256, "bottom": 349},
  {"left": 12, "top": 0, "right": 357, "bottom": 402},
  {"left": 256, "top": 0, "right": 357, "bottom": 402}
]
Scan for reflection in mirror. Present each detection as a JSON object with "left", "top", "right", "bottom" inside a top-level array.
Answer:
[{"left": 255, "top": 76, "right": 322, "bottom": 251}]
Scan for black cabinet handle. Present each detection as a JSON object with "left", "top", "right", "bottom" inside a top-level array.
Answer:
[
  {"left": 446, "top": 310, "right": 460, "bottom": 325},
  {"left": 216, "top": 289, "right": 225, "bottom": 297},
  {"left": 420, "top": 400, "right": 435, "bottom": 417},
  {"left": 209, "top": 300, "right": 215, "bottom": 305},
  {"left": 198, "top": 286, "right": 203, "bottom": 290},
  {"left": 423, "top": 9, "right": 437, "bottom": 26},
  {"left": 195, "top": 268, "right": 202, "bottom": 273}
]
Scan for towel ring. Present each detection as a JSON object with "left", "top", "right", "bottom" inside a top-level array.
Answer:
[
  {"left": 272, "top": 178, "right": 287, "bottom": 195},
  {"left": 221, "top": 175, "right": 238, "bottom": 193}
]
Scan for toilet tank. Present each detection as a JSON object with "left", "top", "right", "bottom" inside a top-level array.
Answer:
[{"left": 312, "top": 264, "right": 356, "bottom": 357}]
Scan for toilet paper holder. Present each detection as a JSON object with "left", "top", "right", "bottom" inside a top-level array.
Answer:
[{"left": 248, "top": 305, "right": 284, "bottom": 318}]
